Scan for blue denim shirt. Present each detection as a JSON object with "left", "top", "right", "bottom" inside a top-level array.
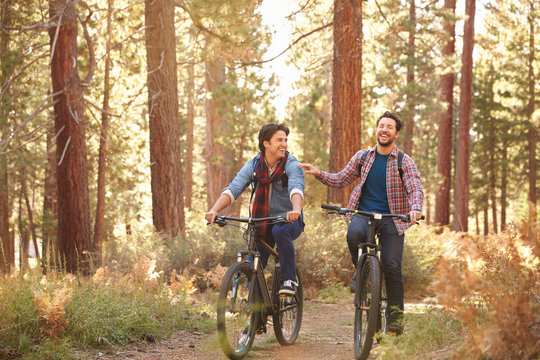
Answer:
[{"left": 223, "top": 153, "right": 305, "bottom": 217}]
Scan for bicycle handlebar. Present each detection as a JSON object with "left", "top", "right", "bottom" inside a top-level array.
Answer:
[
  {"left": 321, "top": 204, "right": 425, "bottom": 223},
  {"left": 207, "top": 215, "right": 290, "bottom": 227}
]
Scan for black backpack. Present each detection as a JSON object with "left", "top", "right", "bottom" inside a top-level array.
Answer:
[{"left": 358, "top": 150, "right": 405, "bottom": 184}]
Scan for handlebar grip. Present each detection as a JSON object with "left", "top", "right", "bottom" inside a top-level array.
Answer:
[
  {"left": 420, "top": 215, "right": 425, "bottom": 220},
  {"left": 321, "top": 204, "right": 342, "bottom": 211}
]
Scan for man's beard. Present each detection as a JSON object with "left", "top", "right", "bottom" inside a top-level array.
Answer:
[{"left": 377, "top": 136, "right": 394, "bottom": 147}]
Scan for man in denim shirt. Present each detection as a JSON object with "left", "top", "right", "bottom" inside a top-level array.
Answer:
[
  {"left": 299, "top": 112, "right": 424, "bottom": 335},
  {"left": 206, "top": 123, "right": 305, "bottom": 295}
]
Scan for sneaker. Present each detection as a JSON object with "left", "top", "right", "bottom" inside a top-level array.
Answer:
[
  {"left": 238, "top": 328, "right": 249, "bottom": 345},
  {"left": 387, "top": 322, "right": 403, "bottom": 336},
  {"left": 349, "top": 273, "right": 357, "bottom": 293},
  {"left": 279, "top": 280, "right": 298, "bottom": 296}
]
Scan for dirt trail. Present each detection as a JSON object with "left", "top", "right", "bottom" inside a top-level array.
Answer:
[{"left": 97, "top": 294, "right": 393, "bottom": 360}]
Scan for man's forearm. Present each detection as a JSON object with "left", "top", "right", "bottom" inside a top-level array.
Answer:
[{"left": 291, "top": 193, "right": 303, "bottom": 212}]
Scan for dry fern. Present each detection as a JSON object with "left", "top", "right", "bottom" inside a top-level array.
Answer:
[{"left": 33, "top": 286, "right": 73, "bottom": 339}]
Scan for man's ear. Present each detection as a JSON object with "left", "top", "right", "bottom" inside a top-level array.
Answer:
[
  {"left": 395, "top": 131, "right": 400, "bottom": 139},
  {"left": 263, "top": 140, "right": 270, "bottom": 149}
]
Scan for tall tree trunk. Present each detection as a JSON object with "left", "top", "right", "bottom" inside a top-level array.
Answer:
[
  {"left": 527, "top": 1, "right": 537, "bottom": 229},
  {"left": 185, "top": 30, "right": 195, "bottom": 210},
  {"left": 93, "top": 0, "right": 114, "bottom": 266},
  {"left": 483, "top": 204, "right": 488, "bottom": 235},
  {"left": 328, "top": 0, "right": 362, "bottom": 206},
  {"left": 18, "top": 178, "right": 29, "bottom": 270},
  {"left": 42, "top": 120, "right": 58, "bottom": 271},
  {"left": 23, "top": 178, "right": 40, "bottom": 261},
  {"left": 145, "top": 0, "right": 185, "bottom": 237},
  {"left": 403, "top": 0, "right": 416, "bottom": 156},
  {"left": 453, "top": 0, "right": 475, "bottom": 232},
  {"left": 49, "top": 0, "right": 92, "bottom": 274},
  {"left": 204, "top": 55, "right": 231, "bottom": 211},
  {"left": 0, "top": 0, "right": 13, "bottom": 273},
  {"left": 500, "top": 142, "right": 507, "bottom": 231},
  {"left": 435, "top": 0, "right": 456, "bottom": 228}
]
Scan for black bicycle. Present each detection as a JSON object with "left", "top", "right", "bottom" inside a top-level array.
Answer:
[
  {"left": 210, "top": 215, "right": 303, "bottom": 360},
  {"left": 321, "top": 204, "right": 423, "bottom": 360}
]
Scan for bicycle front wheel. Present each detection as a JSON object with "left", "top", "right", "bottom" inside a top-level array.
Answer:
[
  {"left": 354, "top": 256, "right": 381, "bottom": 360},
  {"left": 272, "top": 267, "right": 303, "bottom": 345},
  {"left": 217, "top": 262, "right": 257, "bottom": 360}
]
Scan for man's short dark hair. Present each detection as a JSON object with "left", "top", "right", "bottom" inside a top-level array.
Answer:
[
  {"left": 377, "top": 111, "right": 402, "bottom": 132},
  {"left": 258, "top": 123, "right": 290, "bottom": 153}
]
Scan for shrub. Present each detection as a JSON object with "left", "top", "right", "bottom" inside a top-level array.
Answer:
[{"left": 431, "top": 220, "right": 540, "bottom": 359}]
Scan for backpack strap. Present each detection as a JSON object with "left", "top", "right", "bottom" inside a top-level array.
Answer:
[
  {"left": 397, "top": 150, "right": 404, "bottom": 183},
  {"left": 357, "top": 150, "right": 369, "bottom": 176}
]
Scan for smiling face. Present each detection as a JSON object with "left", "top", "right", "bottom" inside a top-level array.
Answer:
[
  {"left": 376, "top": 117, "right": 400, "bottom": 147},
  {"left": 263, "top": 130, "right": 288, "bottom": 161}
]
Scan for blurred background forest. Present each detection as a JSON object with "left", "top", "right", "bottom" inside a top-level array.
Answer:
[
  {"left": 0, "top": 0, "right": 539, "bottom": 359},
  {"left": 0, "top": 0, "right": 537, "bottom": 274}
]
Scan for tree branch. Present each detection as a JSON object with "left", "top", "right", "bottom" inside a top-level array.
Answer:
[
  {"left": 374, "top": 0, "right": 408, "bottom": 45},
  {"left": 77, "top": 1, "right": 96, "bottom": 85},
  {"left": 0, "top": 93, "right": 60, "bottom": 152},
  {"left": 240, "top": 22, "right": 333, "bottom": 67},
  {"left": 1, "top": 51, "right": 48, "bottom": 101}
]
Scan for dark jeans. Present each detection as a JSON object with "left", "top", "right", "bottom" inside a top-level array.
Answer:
[
  {"left": 258, "top": 218, "right": 303, "bottom": 282},
  {"left": 347, "top": 214, "right": 405, "bottom": 322}
]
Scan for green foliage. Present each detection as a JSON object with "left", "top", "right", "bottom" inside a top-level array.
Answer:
[
  {"left": 374, "top": 306, "right": 463, "bottom": 359},
  {"left": 0, "top": 266, "right": 213, "bottom": 358},
  {"left": 402, "top": 225, "right": 443, "bottom": 295},
  {"left": 295, "top": 207, "right": 353, "bottom": 289},
  {"left": 314, "top": 282, "right": 351, "bottom": 304}
]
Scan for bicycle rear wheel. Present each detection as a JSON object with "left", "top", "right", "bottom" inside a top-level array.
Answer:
[
  {"left": 272, "top": 267, "right": 303, "bottom": 345},
  {"left": 354, "top": 256, "right": 381, "bottom": 360},
  {"left": 217, "top": 262, "right": 257, "bottom": 360}
]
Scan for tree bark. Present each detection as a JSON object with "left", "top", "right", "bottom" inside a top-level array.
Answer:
[
  {"left": 23, "top": 178, "right": 40, "bottom": 261},
  {"left": 0, "top": 0, "right": 14, "bottom": 273},
  {"left": 185, "top": 31, "right": 195, "bottom": 210},
  {"left": 403, "top": 0, "right": 416, "bottom": 156},
  {"left": 328, "top": 0, "right": 362, "bottom": 206},
  {"left": 453, "top": 0, "right": 475, "bottom": 232},
  {"left": 42, "top": 119, "right": 58, "bottom": 271},
  {"left": 500, "top": 143, "right": 507, "bottom": 231},
  {"left": 49, "top": 0, "right": 92, "bottom": 274},
  {"left": 527, "top": 1, "right": 537, "bottom": 229},
  {"left": 145, "top": 0, "right": 185, "bottom": 237},
  {"left": 93, "top": 0, "right": 114, "bottom": 266},
  {"left": 435, "top": 0, "right": 456, "bottom": 228},
  {"left": 18, "top": 178, "right": 29, "bottom": 270},
  {"left": 204, "top": 55, "right": 231, "bottom": 211}
]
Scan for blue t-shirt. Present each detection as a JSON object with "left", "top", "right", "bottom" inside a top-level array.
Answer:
[{"left": 357, "top": 151, "right": 391, "bottom": 213}]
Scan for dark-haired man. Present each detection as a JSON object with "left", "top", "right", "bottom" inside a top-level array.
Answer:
[
  {"left": 206, "top": 123, "right": 305, "bottom": 296},
  {"left": 298, "top": 111, "right": 424, "bottom": 335}
]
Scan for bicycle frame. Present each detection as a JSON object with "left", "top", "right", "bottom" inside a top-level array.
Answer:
[{"left": 215, "top": 216, "right": 286, "bottom": 317}]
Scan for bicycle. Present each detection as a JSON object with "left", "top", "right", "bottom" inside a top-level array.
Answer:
[
  {"left": 321, "top": 204, "right": 423, "bottom": 360},
  {"left": 209, "top": 215, "right": 303, "bottom": 360}
]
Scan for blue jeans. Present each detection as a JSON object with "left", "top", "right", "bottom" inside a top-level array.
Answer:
[
  {"left": 258, "top": 218, "right": 303, "bottom": 282},
  {"left": 347, "top": 214, "right": 405, "bottom": 321}
]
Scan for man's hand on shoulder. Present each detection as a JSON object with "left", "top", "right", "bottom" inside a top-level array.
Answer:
[{"left": 297, "top": 163, "right": 321, "bottom": 176}]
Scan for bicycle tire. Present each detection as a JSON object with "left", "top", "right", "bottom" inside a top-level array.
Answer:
[
  {"left": 376, "top": 276, "right": 388, "bottom": 343},
  {"left": 217, "top": 262, "right": 257, "bottom": 360},
  {"left": 354, "top": 256, "right": 381, "bottom": 360},
  {"left": 272, "top": 266, "right": 303, "bottom": 345}
]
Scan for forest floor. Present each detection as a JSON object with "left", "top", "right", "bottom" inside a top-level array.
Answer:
[{"left": 91, "top": 294, "right": 439, "bottom": 360}]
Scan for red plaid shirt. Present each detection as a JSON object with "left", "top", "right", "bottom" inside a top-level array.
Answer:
[{"left": 316, "top": 145, "right": 424, "bottom": 234}]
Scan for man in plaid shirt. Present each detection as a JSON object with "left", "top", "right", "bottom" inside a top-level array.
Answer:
[{"left": 299, "top": 111, "right": 423, "bottom": 335}]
